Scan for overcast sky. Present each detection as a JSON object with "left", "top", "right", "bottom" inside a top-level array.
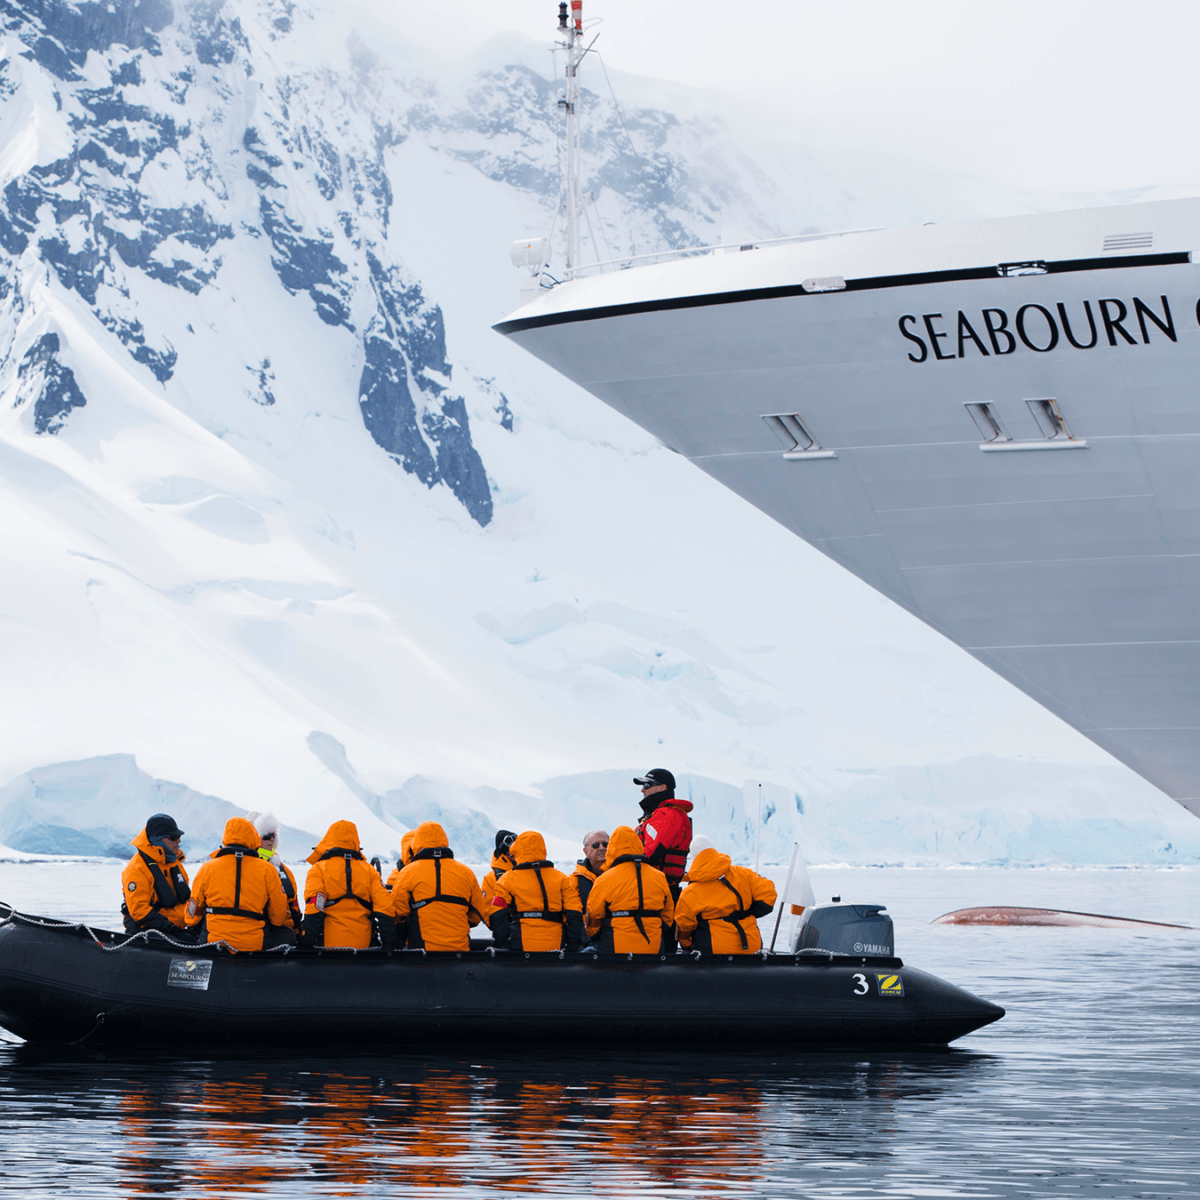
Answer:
[{"left": 380, "top": 0, "right": 1200, "bottom": 196}]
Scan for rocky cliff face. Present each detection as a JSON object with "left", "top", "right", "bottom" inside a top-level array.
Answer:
[
  {"left": 1, "top": 0, "right": 510, "bottom": 523},
  {"left": 0, "top": 0, "right": 788, "bottom": 528}
]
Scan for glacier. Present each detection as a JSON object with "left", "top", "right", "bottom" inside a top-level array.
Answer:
[{"left": 0, "top": 0, "right": 1197, "bottom": 870}]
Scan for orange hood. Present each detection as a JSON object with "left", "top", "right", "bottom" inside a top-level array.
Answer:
[
  {"left": 411, "top": 821, "right": 450, "bottom": 854},
  {"left": 307, "top": 820, "right": 362, "bottom": 864},
  {"left": 510, "top": 831, "right": 548, "bottom": 864},
  {"left": 219, "top": 818, "right": 261, "bottom": 851},
  {"left": 130, "top": 828, "right": 186, "bottom": 864},
  {"left": 400, "top": 829, "right": 416, "bottom": 865},
  {"left": 604, "top": 825, "right": 645, "bottom": 869},
  {"left": 684, "top": 847, "right": 731, "bottom": 882}
]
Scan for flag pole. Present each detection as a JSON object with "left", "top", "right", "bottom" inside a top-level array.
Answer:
[{"left": 769, "top": 842, "right": 800, "bottom": 953}]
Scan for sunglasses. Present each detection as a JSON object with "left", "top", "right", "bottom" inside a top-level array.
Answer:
[{"left": 588, "top": 841, "right": 609, "bottom": 849}]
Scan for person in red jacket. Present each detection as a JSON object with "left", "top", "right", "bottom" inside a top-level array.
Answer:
[{"left": 633, "top": 769, "right": 693, "bottom": 898}]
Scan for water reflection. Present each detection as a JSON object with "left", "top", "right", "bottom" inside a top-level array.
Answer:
[{"left": 1, "top": 1047, "right": 991, "bottom": 1197}]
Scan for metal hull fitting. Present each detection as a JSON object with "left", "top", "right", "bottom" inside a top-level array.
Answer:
[
  {"left": 496, "top": 197, "right": 1200, "bottom": 817},
  {"left": 0, "top": 917, "right": 1003, "bottom": 1047}
]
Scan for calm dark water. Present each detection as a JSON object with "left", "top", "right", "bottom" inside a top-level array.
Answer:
[{"left": 1, "top": 865, "right": 1198, "bottom": 1197}]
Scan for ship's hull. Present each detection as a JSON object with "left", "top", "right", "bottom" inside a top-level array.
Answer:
[{"left": 497, "top": 198, "right": 1200, "bottom": 815}]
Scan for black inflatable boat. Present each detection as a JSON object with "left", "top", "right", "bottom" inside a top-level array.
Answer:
[{"left": 0, "top": 904, "right": 1003, "bottom": 1047}]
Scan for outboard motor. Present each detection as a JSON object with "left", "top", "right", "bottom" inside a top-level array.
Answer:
[{"left": 793, "top": 903, "right": 894, "bottom": 957}]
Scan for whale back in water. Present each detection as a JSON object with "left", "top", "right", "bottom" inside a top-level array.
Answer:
[{"left": 932, "top": 906, "right": 1191, "bottom": 929}]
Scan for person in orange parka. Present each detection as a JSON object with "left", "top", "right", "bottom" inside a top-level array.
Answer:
[
  {"left": 121, "top": 813, "right": 192, "bottom": 936},
  {"left": 385, "top": 829, "right": 418, "bottom": 892},
  {"left": 585, "top": 825, "right": 674, "bottom": 954},
  {"left": 479, "top": 829, "right": 517, "bottom": 927},
  {"left": 673, "top": 847, "right": 777, "bottom": 955},
  {"left": 185, "top": 818, "right": 292, "bottom": 951},
  {"left": 489, "top": 831, "right": 583, "bottom": 952},
  {"left": 390, "top": 821, "right": 486, "bottom": 951},
  {"left": 302, "top": 820, "right": 394, "bottom": 949},
  {"left": 247, "top": 810, "right": 301, "bottom": 929}
]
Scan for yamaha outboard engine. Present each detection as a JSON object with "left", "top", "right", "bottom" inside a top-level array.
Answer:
[{"left": 793, "top": 903, "right": 894, "bottom": 956}]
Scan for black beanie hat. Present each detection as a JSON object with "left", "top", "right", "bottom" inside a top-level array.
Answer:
[
  {"left": 495, "top": 829, "right": 517, "bottom": 855},
  {"left": 145, "top": 813, "right": 184, "bottom": 841}
]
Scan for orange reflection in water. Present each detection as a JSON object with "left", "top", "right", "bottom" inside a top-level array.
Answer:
[{"left": 117, "top": 1062, "right": 768, "bottom": 1196}]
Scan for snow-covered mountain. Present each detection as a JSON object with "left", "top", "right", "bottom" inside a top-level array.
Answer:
[{"left": 1, "top": 0, "right": 1198, "bottom": 868}]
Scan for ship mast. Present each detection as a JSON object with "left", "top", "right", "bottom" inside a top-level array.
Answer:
[
  {"left": 557, "top": 0, "right": 585, "bottom": 278},
  {"left": 508, "top": 2, "right": 590, "bottom": 304}
]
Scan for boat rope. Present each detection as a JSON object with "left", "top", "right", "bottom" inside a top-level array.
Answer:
[
  {"left": 594, "top": 51, "right": 679, "bottom": 251},
  {"left": 68, "top": 1012, "right": 106, "bottom": 1046},
  {"left": 0, "top": 903, "right": 231, "bottom": 954}
]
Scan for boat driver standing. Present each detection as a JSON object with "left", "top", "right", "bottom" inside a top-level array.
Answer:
[{"left": 634, "top": 769, "right": 693, "bottom": 900}]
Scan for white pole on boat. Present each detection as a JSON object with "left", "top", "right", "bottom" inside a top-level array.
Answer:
[
  {"left": 768, "top": 842, "right": 800, "bottom": 953},
  {"left": 753, "top": 782, "right": 762, "bottom": 872},
  {"left": 558, "top": 0, "right": 585, "bottom": 278}
]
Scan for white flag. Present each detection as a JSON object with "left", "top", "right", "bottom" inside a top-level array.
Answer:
[{"left": 788, "top": 845, "right": 816, "bottom": 917}]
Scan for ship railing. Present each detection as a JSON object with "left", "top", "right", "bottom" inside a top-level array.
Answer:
[{"left": 563, "top": 225, "right": 883, "bottom": 280}]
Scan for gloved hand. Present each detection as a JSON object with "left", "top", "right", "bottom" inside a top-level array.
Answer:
[
  {"left": 298, "top": 912, "right": 324, "bottom": 947},
  {"left": 374, "top": 914, "right": 397, "bottom": 951}
]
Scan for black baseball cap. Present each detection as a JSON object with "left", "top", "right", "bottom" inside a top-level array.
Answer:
[
  {"left": 145, "top": 813, "right": 184, "bottom": 840},
  {"left": 633, "top": 768, "right": 675, "bottom": 791}
]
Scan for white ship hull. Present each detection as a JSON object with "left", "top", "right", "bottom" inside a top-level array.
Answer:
[{"left": 497, "top": 197, "right": 1200, "bottom": 817}]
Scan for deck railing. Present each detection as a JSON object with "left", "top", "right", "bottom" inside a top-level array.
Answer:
[{"left": 563, "top": 226, "right": 883, "bottom": 281}]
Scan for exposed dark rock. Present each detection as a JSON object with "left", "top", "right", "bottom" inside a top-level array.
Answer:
[
  {"left": 187, "top": 0, "right": 249, "bottom": 67},
  {"left": 246, "top": 357, "right": 276, "bottom": 406},
  {"left": 7, "top": 0, "right": 174, "bottom": 82},
  {"left": 357, "top": 255, "right": 492, "bottom": 525},
  {"left": 258, "top": 196, "right": 350, "bottom": 327},
  {"left": 424, "top": 395, "right": 493, "bottom": 526},
  {"left": 358, "top": 333, "right": 438, "bottom": 487},
  {"left": 16, "top": 332, "right": 87, "bottom": 434}
]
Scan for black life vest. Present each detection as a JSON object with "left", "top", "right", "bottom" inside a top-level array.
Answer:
[
  {"left": 267, "top": 855, "right": 296, "bottom": 903},
  {"left": 202, "top": 846, "right": 270, "bottom": 923},
  {"left": 136, "top": 849, "right": 190, "bottom": 911},
  {"left": 316, "top": 848, "right": 374, "bottom": 911},
  {"left": 503, "top": 860, "right": 567, "bottom": 948},
  {"left": 599, "top": 855, "right": 662, "bottom": 949},
  {"left": 692, "top": 876, "right": 753, "bottom": 953},
  {"left": 404, "top": 850, "right": 468, "bottom": 949},
  {"left": 573, "top": 861, "right": 597, "bottom": 909}
]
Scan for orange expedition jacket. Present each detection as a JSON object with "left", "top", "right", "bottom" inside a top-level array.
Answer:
[
  {"left": 569, "top": 860, "right": 600, "bottom": 911},
  {"left": 674, "top": 849, "right": 777, "bottom": 954},
  {"left": 385, "top": 830, "right": 418, "bottom": 891},
  {"left": 585, "top": 826, "right": 675, "bottom": 954},
  {"left": 121, "top": 829, "right": 191, "bottom": 933},
  {"left": 480, "top": 847, "right": 514, "bottom": 928},
  {"left": 390, "top": 822, "right": 486, "bottom": 952},
  {"left": 489, "top": 832, "right": 583, "bottom": 951},
  {"left": 303, "top": 821, "right": 393, "bottom": 949},
  {"left": 185, "top": 819, "right": 291, "bottom": 951}
]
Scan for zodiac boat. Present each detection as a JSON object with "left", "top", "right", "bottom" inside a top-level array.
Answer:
[{"left": 0, "top": 903, "right": 1003, "bottom": 1047}]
